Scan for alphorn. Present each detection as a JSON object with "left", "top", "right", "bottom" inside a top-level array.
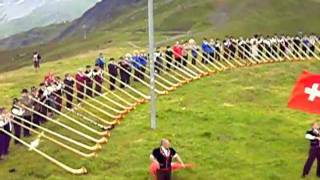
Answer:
[
  {"left": 51, "top": 92, "right": 113, "bottom": 130},
  {"left": 11, "top": 117, "right": 96, "bottom": 158},
  {"left": 116, "top": 64, "right": 168, "bottom": 95},
  {"left": 300, "top": 42, "right": 320, "bottom": 60},
  {"left": 209, "top": 48, "right": 238, "bottom": 68},
  {"left": 162, "top": 53, "right": 200, "bottom": 78},
  {"left": 91, "top": 78, "right": 137, "bottom": 108},
  {"left": 31, "top": 97, "right": 110, "bottom": 137},
  {"left": 160, "top": 53, "right": 198, "bottom": 79},
  {"left": 71, "top": 79, "right": 128, "bottom": 114},
  {"left": 102, "top": 72, "right": 150, "bottom": 100},
  {"left": 61, "top": 89, "right": 119, "bottom": 125},
  {"left": 238, "top": 45, "right": 262, "bottom": 64},
  {"left": 178, "top": 53, "right": 209, "bottom": 76},
  {"left": 191, "top": 49, "right": 225, "bottom": 71},
  {"left": 64, "top": 83, "right": 123, "bottom": 119},
  {"left": 237, "top": 45, "right": 258, "bottom": 65},
  {"left": 17, "top": 105, "right": 108, "bottom": 144},
  {"left": 130, "top": 59, "right": 181, "bottom": 88},
  {"left": 185, "top": 47, "right": 216, "bottom": 73},
  {"left": 0, "top": 128, "right": 88, "bottom": 175},
  {"left": 128, "top": 61, "right": 176, "bottom": 91},
  {"left": 157, "top": 56, "right": 193, "bottom": 82}
]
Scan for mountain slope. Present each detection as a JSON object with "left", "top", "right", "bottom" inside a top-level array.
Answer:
[
  {"left": 0, "top": 0, "right": 99, "bottom": 38},
  {"left": 0, "top": 0, "right": 320, "bottom": 72}
]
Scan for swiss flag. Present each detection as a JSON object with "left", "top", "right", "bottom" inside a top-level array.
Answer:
[{"left": 288, "top": 71, "right": 320, "bottom": 114}]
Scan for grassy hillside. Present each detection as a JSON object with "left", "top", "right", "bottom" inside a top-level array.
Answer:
[
  {"left": 1, "top": 45, "right": 320, "bottom": 179},
  {"left": 1, "top": 0, "right": 320, "bottom": 73}
]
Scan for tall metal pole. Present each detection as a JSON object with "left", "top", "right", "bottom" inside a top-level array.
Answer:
[{"left": 148, "top": 0, "right": 156, "bottom": 129}]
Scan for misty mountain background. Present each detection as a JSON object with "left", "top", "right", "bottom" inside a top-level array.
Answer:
[{"left": 0, "top": 0, "right": 99, "bottom": 38}]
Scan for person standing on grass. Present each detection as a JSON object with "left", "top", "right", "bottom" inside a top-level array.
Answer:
[
  {"left": 95, "top": 53, "right": 106, "bottom": 70},
  {"left": 108, "top": 58, "right": 118, "bottom": 91},
  {"left": 302, "top": 122, "right": 320, "bottom": 178},
  {"left": 150, "top": 139, "right": 185, "bottom": 180},
  {"left": 0, "top": 108, "right": 12, "bottom": 160},
  {"left": 32, "top": 51, "right": 41, "bottom": 72}
]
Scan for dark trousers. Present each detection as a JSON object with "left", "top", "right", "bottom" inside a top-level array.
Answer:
[
  {"left": 66, "top": 91, "right": 73, "bottom": 109},
  {"left": 55, "top": 95, "right": 62, "bottom": 112},
  {"left": 86, "top": 83, "right": 93, "bottom": 97},
  {"left": 174, "top": 58, "right": 182, "bottom": 68},
  {"left": 109, "top": 76, "right": 116, "bottom": 90},
  {"left": 166, "top": 58, "right": 172, "bottom": 69},
  {"left": 182, "top": 55, "right": 188, "bottom": 66},
  {"left": 22, "top": 115, "right": 31, "bottom": 137},
  {"left": 202, "top": 53, "right": 208, "bottom": 64},
  {"left": 95, "top": 81, "right": 103, "bottom": 95},
  {"left": 0, "top": 125, "right": 11, "bottom": 156},
  {"left": 77, "top": 87, "right": 84, "bottom": 103},
  {"left": 303, "top": 146, "right": 320, "bottom": 177},
  {"left": 13, "top": 117, "right": 22, "bottom": 144},
  {"left": 192, "top": 56, "right": 197, "bottom": 65},
  {"left": 33, "top": 114, "right": 41, "bottom": 128},
  {"left": 156, "top": 169, "right": 172, "bottom": 180}
]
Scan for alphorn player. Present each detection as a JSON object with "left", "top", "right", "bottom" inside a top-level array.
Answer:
[
  {"left": 19, "top": 89, "right": 33, "bottom": 137},
  {"left": 84, "top": 65, "right": 94, "bottom": 97},
  {"left": 63, "top": 73, "right": 75, "bottom": 109},
  {"left": 93, "top": 65, "right": 104, "bottom": 95},
  {"left": 11, "top": 98, "right": 24, "bottom": 144},
  {"left": 173, "top": 41, "right": 183, "bottom": 68},
  {"left": 119, "top": 56, "right": 131, "bottom": 88},
  {"left": 0, "top": 108, "right": 12, "bottom": 160},
  {"left": 150, "top": 139, "right": 185, "bottom": 180},
  {"left": 108, "top": 58, "right": 118, "bottom": 91},
  {"left": 165, "top": 46, "right": 173, "bottom": 70},
  {"left": 75, "top": 68, "right": 86, "bottom": 103}
]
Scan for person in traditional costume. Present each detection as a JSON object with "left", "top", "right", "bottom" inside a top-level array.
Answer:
[
  {"left": 150, "top": 139, "right": 185, "bottom": 180},
  {"left": 63, "top": 73, "right": 75, "bottom": 109}
]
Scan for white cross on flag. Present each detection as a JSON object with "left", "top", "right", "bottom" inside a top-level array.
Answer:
[{"left": 288, "top": 71, "right": 320, "bottom": 114}]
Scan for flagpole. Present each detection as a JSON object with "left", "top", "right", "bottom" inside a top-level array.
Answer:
[{"left": 148, "top": 0, "right": 157, "bottom": 129}]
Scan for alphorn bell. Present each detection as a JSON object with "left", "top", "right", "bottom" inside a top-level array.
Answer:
[
  {"left": 64, "top": 83, "right": 123, "bottom": 119},
  {"left": 17, "top": 104, "right": 108, "bottom": 144},
  {"left": 0, "top": 128, "right": 88, "bottom": 175},
  {"left": 61, "top": 88, "right": 120, "bottom": 125},
  {"left": 31, "top": 97, "right": 110, "bottom": 137},
  {"left": 11, "top": 116, "right": 96, "bottom": 158},
  {"left": 70, "top": 79, "right": 128, "bottom": 115},
  {"left": 51, "top": 91, "right": 114, "bottom": 130}
]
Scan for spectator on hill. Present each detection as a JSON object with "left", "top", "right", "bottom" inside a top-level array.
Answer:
[
  {"left": 95, "top": 53, "right": 106, "bottom": 70},
  {"left": 33, "top": 51, "right": 41, "bottom": 72},
  {"left": 150, "top": 139, "right": 185, "bottom": 180},
  {"left": 302, "top": 122, "right": 320, "bottom": 178}
]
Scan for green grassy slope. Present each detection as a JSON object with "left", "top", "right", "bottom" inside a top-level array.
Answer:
[
  {"left": 1, "top": 0, "right": 320, "bottom": 73},
  {"left": 1, "top": 52, "right": 320, "bottom": 179}
]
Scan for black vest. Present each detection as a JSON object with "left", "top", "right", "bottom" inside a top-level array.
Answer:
[{"left": 306, "top": 129, "right": 320, "bottom": 147}]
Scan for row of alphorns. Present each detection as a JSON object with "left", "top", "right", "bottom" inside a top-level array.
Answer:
[{"left": 0, "top": 36, "right": 320, "bottom": 175}]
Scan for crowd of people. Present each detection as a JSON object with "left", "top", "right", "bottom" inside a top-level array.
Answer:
[{"left": 1, "top": 33, "right": 319, "bottom": 171}]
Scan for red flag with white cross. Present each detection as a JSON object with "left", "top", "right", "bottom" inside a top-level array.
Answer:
[{"left": 288, "top": 71, "right": 320, "bottom": 114}]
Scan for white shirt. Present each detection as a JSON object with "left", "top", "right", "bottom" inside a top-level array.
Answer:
[{"left": 305, "top": 129, "right": 320, "bottom": 140}]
